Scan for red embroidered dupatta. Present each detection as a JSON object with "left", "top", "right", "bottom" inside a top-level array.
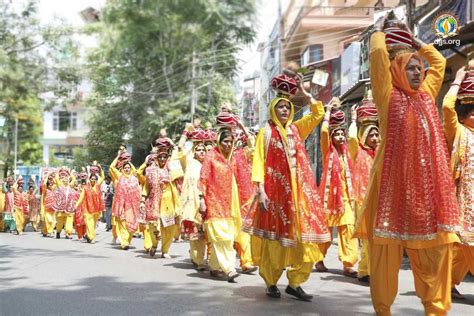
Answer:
[{"left": 243, "top": 123, "right": 330, "bottom": 247}]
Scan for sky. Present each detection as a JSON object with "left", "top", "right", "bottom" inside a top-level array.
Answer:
[
  {"left": 37, "top": 0, "right": 105, "bottom": 26},
  {"left": 238, "top": 0, "right": 287, "bottom": 79}
]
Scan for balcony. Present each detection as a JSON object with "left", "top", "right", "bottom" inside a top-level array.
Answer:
[{"left": 285, "top": 6, "right": 388, "bottom": 43}]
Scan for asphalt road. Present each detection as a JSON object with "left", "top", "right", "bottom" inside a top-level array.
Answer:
[{"left": 0, "top": 223, "right": 473, "bottom": 315}]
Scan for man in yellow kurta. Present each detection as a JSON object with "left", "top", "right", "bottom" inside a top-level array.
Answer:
[
  {"left": 364, "top": 16, "right": 460, "bottom": 315},
  {"left": 244, "top": 74, "right": 330, "bottom": 300},
  {"left": 442, "top": 65, "right": 474, "bottom": 299}
]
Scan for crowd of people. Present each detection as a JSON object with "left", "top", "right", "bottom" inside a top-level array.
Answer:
[{"left": 0, "top": 13, "right": 473, "bottom": 315}]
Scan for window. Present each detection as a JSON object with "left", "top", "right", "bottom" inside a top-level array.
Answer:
[
  {"left": 52, "top": 111, "right": 77, "bottom": 131},
  {"left": 71, "top": 112, "right": 77, "bottom": 130},
  {"left": 300, "top": 44, "right": 323, "bottom": 66}
]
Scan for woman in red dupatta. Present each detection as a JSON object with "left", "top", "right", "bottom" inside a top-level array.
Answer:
[
  {"left": 317, "top": 102, "right": 359, "bottom": 278},
  {"left": 27, "top": 183, "right": 39, "bottom": 232},
  {"left": 76, "top": 168, "right": 105, "bottom": 244},
  {"left": 110, "top": 149, "right": 141, "bottom": 250},
  {"left": 199, "top": 127, "right": 256, "bottom": 282},
  {"left": 73, "top": 174, "right": 87, "bottom": 241},
  {"left": 348, "top": 94, "right": 380, "bottom": 283},
  {"left": 139, "top": 138, "right": 181, "bottom": 258},
  {"left": 243, "top": 74, "right": 330, "bottom": 300},
  {"left": 366, "top": 15, "right": 460, "bottom": 315}
]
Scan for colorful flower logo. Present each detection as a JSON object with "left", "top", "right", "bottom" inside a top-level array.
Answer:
[{"left": 433, "top": 12, "right": 460, "bottom": 38}]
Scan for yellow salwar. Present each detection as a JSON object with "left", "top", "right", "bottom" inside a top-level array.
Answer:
[
  {"left": 159, "top": 184, "right": 179, "bottom": 254},
  {"left": 252, "top": 98, "right": 326, "bottom": 287},
  {"left": 56, "top": 212, "right": 74, "bottom": 236},
  {"left": 371, "top": 243, "right": 453, "bottom": 316},
  {"left": 111, "top": 216, "right": 118, "bottom": 240},
  {"left": 258, "top": 240, "right": 319, "bottom": 288},
  {"left": 84, "top": 212, "right": 100, "bottom": 241},
  {"left": 367, "top": 32, "right": 459, "bottom": 316},
  {"left": 318, "top": 224, "right": 358, "bottom": 268},
  {"left": 13, "top": 209, "right": 26, "bottom": 233},
  {"left": 161, "top": 223, "right": 178, "bottom": 254},
  {"left": 115, "top": 218, "right": 133, "bottom": 248},
  {"left": 190, "top": 239, "right": 207, "bottom": 266},
  {"left": 43, "top": 210, "right": 55, "bottom": 235},
  {"left": 205, "top": 177, "right": 241, "bottom": 274},
  {"left": 452, "top": 243, "right": 474, "bottom": 286},
  {"left": 142, "top": 224, "right": 153, "bottom": 251},
  {"left": 358, "top": 239, "right": 370, "bottom": 278},
  {"left": 234, "top": 230, "right": 254, "bottom": 269}
]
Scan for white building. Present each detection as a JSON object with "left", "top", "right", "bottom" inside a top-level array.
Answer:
[
  {"left": 41, "top": 83, "right": 91, "bottom": 164},
  {"left": 39, "top": 4, "right": 102, "bottom": 166}
]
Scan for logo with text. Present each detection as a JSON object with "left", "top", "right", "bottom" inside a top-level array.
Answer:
[{"left": 433, "top": 12, "right": 461, "bottom": 47}]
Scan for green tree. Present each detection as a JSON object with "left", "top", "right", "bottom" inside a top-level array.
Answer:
[
  {"left": 85, "top": 0, "right": 256, "bottom": 166},
  {"left": 0, "top": 0, "right": 80, "bottom": 176}
]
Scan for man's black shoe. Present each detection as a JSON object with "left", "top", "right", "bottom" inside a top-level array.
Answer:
[
  {"left": 265, "top": 285, "right": 281, "bottom": 298},
  {"left": 285, "top": 285, "right": 313, "bottom": 301},
  {"left": 358, "top": 275, "right": 370, "bottom": 284},
  {"left": 56, "top": 232, "right": 60, "bottom": 239}
]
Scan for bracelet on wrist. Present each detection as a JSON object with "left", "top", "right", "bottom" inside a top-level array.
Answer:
[{"left": 451, "top": 82, "right": 461, "bottom": 87}]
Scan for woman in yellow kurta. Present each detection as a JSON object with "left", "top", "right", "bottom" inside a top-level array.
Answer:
[
  {"left": 180, "top": 140, "right": 208, "bottom": 270},
  {"left": 442, "top": 65, "right": 474, "bottom": 299},
  {"left": 0, "top": 179, "right": 5, "bottom": 232},
  {"left": 13, "top": 177, "right": 28, "bottom": 235},
  {"left": 317, "top": 103, "right": 359, "bottom": 278},
  {"left": 3, "top": 179, "right": 16, "bottom": 233},
  {"left": 364, "top": 16, "right": 460, "bottom": 315},
  {"left": 27, "top": 183, "right": 39, "bottom": 232},
  {"left": 109, "top": 150, "right": 141, "bottom": 250},
  {"left": 348, "top": 95, "right": 380, "bottom": 283},
  {"left": 199, "top": 128, "right": 256, "bottom": 282},
  {"left": 139, "top": 138, "right": 181, "bottom": 258},
  {"left": 244, "top": 75, "right": 330, "bottom": 300},
  {"left": 40, "top": 173, "right": 56, "bottom": 237},
  {"left": 54, "top": 168, "right": 76, "bottom": 239},
  {"left": 75, "top": 168, "right": 105, "bottom": 244}
]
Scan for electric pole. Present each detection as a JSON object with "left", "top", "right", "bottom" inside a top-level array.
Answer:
[
  {"left": 13, "top": 116, "right": 18, "bottom": 179},
  {"left": 190, "top": 51, "right": 197, "bottom": 122}
]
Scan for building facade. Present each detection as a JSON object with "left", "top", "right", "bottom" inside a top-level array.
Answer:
[{"left": 41, "top": 85, "right": 91, "bottom": 165}]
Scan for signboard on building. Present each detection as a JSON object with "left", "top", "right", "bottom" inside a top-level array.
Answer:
[
  {"left": 340, "top": 42, "right": 361, "bottom": 96},
  {"left": 311, "top": 69, "right": 329, "bottom": 87}
]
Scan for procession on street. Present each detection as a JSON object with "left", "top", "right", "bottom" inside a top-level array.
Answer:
[{"left": 1, "top": 6, "right": 474, "bottom": 316}]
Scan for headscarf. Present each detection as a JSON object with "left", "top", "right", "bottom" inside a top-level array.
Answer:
[
  {"left": 390, "top": 51, "right": 425, "bottom": 96},
  {"left": 268, "top": 96, "right": 295, "bottom": 144},
  {"left": 216, "top": 128, "right": 235, "bottom": 160},
  {"left": 358, "top": 124, "right": 379, "bottom": 157}
]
